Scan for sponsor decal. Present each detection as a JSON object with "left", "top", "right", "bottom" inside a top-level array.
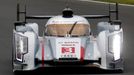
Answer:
[
  {"left": 56, "top": 38, "right": 81, "bottom": 59},
  {"left": 61, "top": 47, "right": 75, "bottom": 54}
]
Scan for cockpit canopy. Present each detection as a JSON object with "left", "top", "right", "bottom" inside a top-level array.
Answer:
[{"left": 45, "top": 15, "right": 90, "bottom": 37}]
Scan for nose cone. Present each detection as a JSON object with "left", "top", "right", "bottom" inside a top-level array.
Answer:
[{"left": 62, "top": 8, "right": 73, "bottom": 18}]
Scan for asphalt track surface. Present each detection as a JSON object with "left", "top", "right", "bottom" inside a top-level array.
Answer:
[{"left": 0, "top": 0, "right": 134, "bottom": 75}]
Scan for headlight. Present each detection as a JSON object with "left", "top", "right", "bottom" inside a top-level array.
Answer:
[
  {"left": 108, "top": 31, "right": 123, "bottom": 61},
  {"left": 113, "top": 34, "right": 121, "bottom": 60},
  {"left": 15, "top": 33, "right": 28, "bottom": 62}
]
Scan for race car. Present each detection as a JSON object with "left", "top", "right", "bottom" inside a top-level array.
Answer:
[{"left": 12, "top": 2, "right": 124, "bottom": 73}]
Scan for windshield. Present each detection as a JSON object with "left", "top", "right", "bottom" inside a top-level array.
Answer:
[{"left": 45, "top": 24, "right": 90, "bottom": 37}]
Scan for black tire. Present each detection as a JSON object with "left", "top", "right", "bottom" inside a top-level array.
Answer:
[{"left": 13, "top": 70, "right": 26, "bottom": 75}]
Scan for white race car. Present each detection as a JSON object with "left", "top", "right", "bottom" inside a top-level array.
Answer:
[{"left": 12, "top": 2, "right": 123, "bottom": 73}]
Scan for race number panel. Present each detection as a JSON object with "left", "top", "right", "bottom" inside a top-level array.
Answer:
[{"left": 56, "top": 38, "right": 81, "bottom": 59}]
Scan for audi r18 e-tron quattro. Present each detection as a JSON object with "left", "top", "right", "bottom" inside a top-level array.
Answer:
[{"left": 12, "top": 1, "right": 124, "bottom": 73}]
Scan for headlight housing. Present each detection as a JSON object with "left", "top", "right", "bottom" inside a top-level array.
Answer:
[
  {"left": 14, "top": 33, "right": 28, "bottom": 62},
  {"left": 108, "top": 30, "right": 123, "bottom": 61}
]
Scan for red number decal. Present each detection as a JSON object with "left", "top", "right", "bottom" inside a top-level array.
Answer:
[{"left": 61, "top": 47, "right": 75, "bottom": 54}]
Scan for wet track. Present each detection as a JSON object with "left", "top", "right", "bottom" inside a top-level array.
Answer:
[{"left": 0, "top": 0, "right": 134, "bottom": 75}]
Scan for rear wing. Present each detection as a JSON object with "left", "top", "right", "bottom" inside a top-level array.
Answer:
[
  {"left": 16, "top": 2, "right": 120, "bottom": 24},
  {"left": 26, "top": 15, "right": 110, "bottom": 19}
]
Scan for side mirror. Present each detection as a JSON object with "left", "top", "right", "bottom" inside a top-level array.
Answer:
[
  {"left": 111, "top": 20, "right": 122, "bottom": 30},
  {"left": 14, "top": 21, "right": 26, "bottom": 30}
]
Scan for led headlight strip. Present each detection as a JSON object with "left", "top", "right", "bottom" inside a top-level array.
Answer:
[
  {"left": 108, "top": 29, "right": 123, "bottom": 61},
  {"left": 14, "top": 33, "right": 28, "bottom": 62}
]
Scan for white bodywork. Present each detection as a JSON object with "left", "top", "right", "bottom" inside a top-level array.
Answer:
[{"left": 13, "top": 15, "right": 123, "bottom": 71}]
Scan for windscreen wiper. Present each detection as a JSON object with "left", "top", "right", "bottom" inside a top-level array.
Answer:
[{"left": 68, "top": 21, "right": 77, "bottom": 35}]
